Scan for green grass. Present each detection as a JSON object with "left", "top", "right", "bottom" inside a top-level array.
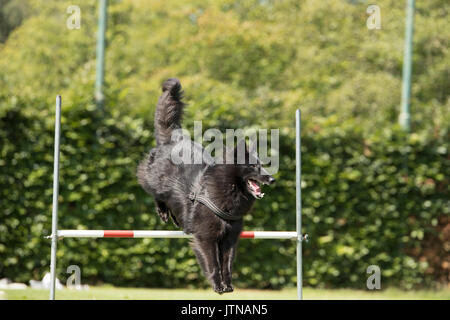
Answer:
[{"left": 2, "top": 287, "right": 449, "bottom": 300}]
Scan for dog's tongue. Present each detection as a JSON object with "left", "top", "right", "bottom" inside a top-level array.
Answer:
[{"left": 250, "top": 180, "right": 261, "bottom": 193}]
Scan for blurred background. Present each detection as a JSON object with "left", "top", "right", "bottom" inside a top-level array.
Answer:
[{"left": 0, "top": 0, "right": 448, "bottom": 299}]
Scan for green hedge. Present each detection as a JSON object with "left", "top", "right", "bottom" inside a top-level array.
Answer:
[{"left": 1, "top": 103, "right": 448, "bottom": 289}]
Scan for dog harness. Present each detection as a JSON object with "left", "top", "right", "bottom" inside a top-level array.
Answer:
[
  {"left": 167, "top": 174, "right": 243, "bottom": 221},
  {"left": 188, "top": 189, "right": 242, "bottom": 221},
  {"left": 189, "top": 182, "right": 242, "bottom": 220}
]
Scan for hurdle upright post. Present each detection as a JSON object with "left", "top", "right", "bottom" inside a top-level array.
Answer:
[
  {"left": 49, "top": 95, "right": 61, "bottom": 300},
  {"left": 295, "top": 109, "right": 302, "bottom": 300}
]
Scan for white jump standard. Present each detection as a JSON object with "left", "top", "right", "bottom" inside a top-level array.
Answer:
[{"left": 47, "top": 96, "right": 308, "bottom": 299}]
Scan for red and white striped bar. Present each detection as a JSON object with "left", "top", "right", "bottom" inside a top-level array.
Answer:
[{"left": 57, "top": 230, "right": 298, "bottom": 240}]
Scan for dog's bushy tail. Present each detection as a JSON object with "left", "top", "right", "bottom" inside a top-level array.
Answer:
[{"left": 154, "top": 78, "right": 185, "bottom": 145}]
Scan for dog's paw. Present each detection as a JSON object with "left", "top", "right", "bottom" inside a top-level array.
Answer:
[
  {"left": 223, "top": 284, "right": 234, "bottom": 293},
  {"left": 213, "top": 284, "right": 225, "bottom": 295},
  {"left": 159, "top": 214, "right": 169, "bottom": 223},
  {"left": 156, "top": 209, "right": 169, "bottom": 223},
  {"left": 220, "top": 282, "right": 233, "bottom": 293}
]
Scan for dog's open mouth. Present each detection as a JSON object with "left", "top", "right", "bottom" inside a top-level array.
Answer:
[{"left": 247, "top": 179, "right": 264, "bottom": 199}]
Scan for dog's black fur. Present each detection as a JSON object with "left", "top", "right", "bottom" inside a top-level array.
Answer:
[{"left": 137, "top": 78, "right": 275, "bottom": 293}]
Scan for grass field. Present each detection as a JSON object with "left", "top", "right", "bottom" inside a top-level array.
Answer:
[{"left": 2, "top": 286, "right": 449, "bottom": 300}]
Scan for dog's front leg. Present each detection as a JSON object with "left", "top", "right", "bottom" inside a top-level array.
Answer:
[
  {"left": 219, "top": 235, "right": 238, "bottom": 293},
  {"left": 191, "top": 237, "right": 224, "bottom": 294}
]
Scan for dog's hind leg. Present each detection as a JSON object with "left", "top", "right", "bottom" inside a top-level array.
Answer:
[
  {"left": 155, "top": 200, "right": 170, "bottom": 223},
  {"left": 169, "top": 212, "right": 180, "bottom": 227},
  {"left": 191, "top": 237, "right": 224, "bottom": 294}
]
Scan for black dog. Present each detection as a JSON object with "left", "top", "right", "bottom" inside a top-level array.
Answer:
[{"left": 137, "top": 78, "right": 275, "bottom": 293}]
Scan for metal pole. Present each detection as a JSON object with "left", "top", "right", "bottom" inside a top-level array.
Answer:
[
  {"left": 95, "top": 0, "right": 107, "bottom": 110},
  {"left": 49, "top": 95, "right": 61, "bottom": 300},
  {"left": 399, "top": 0, "right": 415, "bottom": 131},
  {"left": 296, "top": 109, "right": 302, "bottom": 300}
]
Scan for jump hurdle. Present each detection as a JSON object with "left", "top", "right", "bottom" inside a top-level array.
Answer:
[
  {"left": 47, "top": 95, "right": 307, "bottom": 300},
  {"left": 56, "top": 230, "right": 301, "bottom": 240}
]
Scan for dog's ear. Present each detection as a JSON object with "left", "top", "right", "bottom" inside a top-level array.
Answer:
[
  {"left": 223, "top": 138, "right": 248, "bottom": 164},
  {"left": 234, "top": 138, "right": 248, "bottom": 164},
  {"left": 247, "top": 138, "right": 258, "bottom": 157},
  {"left": 224, "top": 144, "right": 234, "bottom": 164}
]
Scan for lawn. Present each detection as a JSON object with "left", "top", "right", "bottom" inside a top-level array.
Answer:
[{"left": 2, "top": 287, "right": 449, "bottom": 300}]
